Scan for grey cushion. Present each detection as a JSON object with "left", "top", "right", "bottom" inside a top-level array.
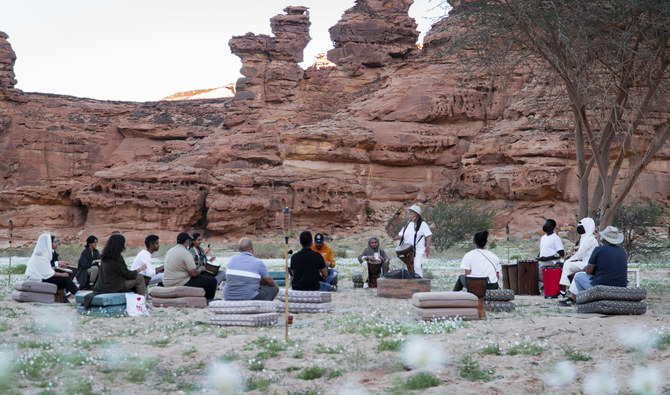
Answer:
[
  {"left": 151, "top": 297, "right": 207, "bottom": 308},
  {"left": 411, "top": 306, "right": 479, "bottom": 321},
  {"left": 576, "top": 285, "right": 646, "bottom": 304},
  {"left": 352, "top": 273, "right": 363, "bottom": 282},
  {"left": 281, "top": 302, "right": 331, "bottom": 313},
  {"left": 14, "top": 281, "right": 57, "bottom": 294},
  {"left": 276, "top": 289, "right": 331, "bottom": 303},
  {"left": 12, "top": 290, "right": 55, "bottom": 304},
  {"left": 210, "top": 312, "right": 278, "bottom": 327},
  {"left": 75, "top": 292, "right": 127, "bottom": 307},
  {"left": 77, "top": 304, "right": 126, "bottom": 317},
  {"left": 484, "top": 300, "right": 516, "bottom": 312},
  {"left": 484, "top": 289, "right": 515, "bottom": 302},
  {"left": 577, "top": 300, "right": 646, "bottom": 315},
  {"left": 148, "top": 286, "right": 206, "bottom": 298},
  {"left": 209, "top": 300, "right": 277, "bottom": 314},
  {"left": 412, "top": 292, "right": 478, "bottom": 308}
]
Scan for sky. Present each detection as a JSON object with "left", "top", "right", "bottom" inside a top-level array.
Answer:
[{"left": 0, "top": 0, "right": 449, "bottom": 102}]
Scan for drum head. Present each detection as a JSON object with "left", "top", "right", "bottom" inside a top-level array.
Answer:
[{"left": 395, "top": 243, "right": 412, "bottom": 252}]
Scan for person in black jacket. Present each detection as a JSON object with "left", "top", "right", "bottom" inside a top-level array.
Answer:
[
  {"left": 75, "top": 235, "right": 101, "bottom": 290},
  {"left": 289, "top": 231, "right": 333, "bottom": 292}
]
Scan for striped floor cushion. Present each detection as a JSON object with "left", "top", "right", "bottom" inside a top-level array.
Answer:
[
  {"left": 286, "top": 302, "right": 331, "bottom": 313},
  {"left": 484, "top": 289, "right": 515, "bottom": 302},
  {"left": 148, "top": 286, "right": 205, "bottom": 298},
  {"left": 75, "top": 292, "right": 127, "bottom": 307},
  {"left": 411, "top": 306, "right": 479, "bottom": 321},
  {"left": 12, "top": 290, "right": 55, "bottom": 304},
  {"left": 352, "top": 273, "right": 363, "bottom": 282},
  {"left": 210, "top": 312, "right": 278, "bottom": 327},
  {"left": 484, "top": 300, "right": 516, "bottom": 312},
  {"left": 77, "top": 304, "right": 126, "bottom": 317},
  {"left": 276, "top": 289, "right": 331, "bottom": 303},
  {"left": 412, "top": 292, "right": 478, "bottom": 308},
  {"left": 209, "top": 300, "right": 277, "bottom": 314},
  {"left": 14, "top": 281, "right": 57, "bottom": 294},
  {"left": 576, "top": 285, "right": 646, "bottom": 304},
  {"left": 151, "top": 297, "right": 207, "bottom": 308},
  {"left": 577, "top": 300, "right": 646, "bottom": 315}
]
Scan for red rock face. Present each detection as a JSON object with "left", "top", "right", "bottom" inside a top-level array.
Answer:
[{"left": 0, "top": 1, "right": 668, "bottom": 246}]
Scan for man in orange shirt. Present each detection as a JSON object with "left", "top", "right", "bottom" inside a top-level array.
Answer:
[{"left": 312, "top": 233, "right": 338, "bottom": 286}]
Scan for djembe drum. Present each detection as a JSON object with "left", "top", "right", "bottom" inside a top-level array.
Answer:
[
  {"left": 205, "top": 262, "right": 221, "bottom": 276},
  {"left": 395, "top": 243, "right": 415, "bottom": 273},
  {"left": 367, "top": 259, "right": 383, "bottom": 288},
  {"left": 517, "top": 259, "right": 539, "bottom": 295},
  {"left": 466, "top": 276, "right": 489, "bottom": 319},
  {"left": 502, "top": 263, "right": 519, "bottom": 294}
]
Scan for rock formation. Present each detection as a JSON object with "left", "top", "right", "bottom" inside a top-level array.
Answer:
[{"left": 0, "top": 0, "right": 668, "bottom": 247}]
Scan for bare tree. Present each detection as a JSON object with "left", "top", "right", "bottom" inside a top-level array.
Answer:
[{"left": 442, "top": 0, "right": 670, "bottom": 229}]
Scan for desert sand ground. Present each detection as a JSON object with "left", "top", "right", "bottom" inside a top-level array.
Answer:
[{"left": 0, "top": 233, "right": 668, "bottom": 394}]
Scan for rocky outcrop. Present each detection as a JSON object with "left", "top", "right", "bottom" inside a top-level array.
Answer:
[
  {"left": 0, "top": 1, "right": 668, "bottom": 247},
  {"left": 0, "top": 32, "right": 16, "bottom": 90}
]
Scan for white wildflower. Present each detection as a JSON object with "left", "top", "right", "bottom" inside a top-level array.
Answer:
[
  {"left": 400, "top": 337, "right": 447, "bottom": 371},
  {"left": 207, "top": 362, "right": 244, "bottom": 394},
  {"left": 628, "top": 366, "right": 663, "bottom": 395},
  {"left": 583, "top": 365, "right": 618, "bottom": 395},
  {"left": 0, "top": 351, "right": 14, "bottom": 390},
  {"left": 544, "top": 360, "right": 576, "bottom": 388},
  {"left": 616, "top": 326, "right": 657, "bottom": 355}
]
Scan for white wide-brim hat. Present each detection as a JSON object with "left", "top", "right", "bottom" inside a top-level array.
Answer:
[
  {"left": 599, "top": 226, "right": 624, "bottom": 245},
  {"left": 408, "top": 204, "right": 422, "bottom": 216}
]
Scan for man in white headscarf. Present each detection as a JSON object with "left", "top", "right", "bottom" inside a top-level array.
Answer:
[
  {"left": 559, "top": 217, "right": 598, "bottom": 289},
  {"left": 25, "top": 233, "right": 79, "bottom": 298}
]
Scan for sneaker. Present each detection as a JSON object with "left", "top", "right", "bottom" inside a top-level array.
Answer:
[
  {"left": 363, "top": 282, "right": 369, "bottom": 289},
  {"left": 558, "top": 298, "right": 575, "bottom": 307},
  {"left": 558, "top": 290, "right": 566, "bottom": 297}
]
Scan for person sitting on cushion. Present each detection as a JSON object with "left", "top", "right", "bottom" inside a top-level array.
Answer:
[
  {"left": 75, "top": 235, "right": 101, "bottom": 290},
  {"left": 290, "top": 231, "right": 333, "bottom": 292},
  {"left": 453, "top": 230, "right": 500, "bottom": 292},
  {"left": 25, "top": 233, "right": 79, "bottom": 301},
  {"left": 357, "top": 236, "right": 390, "bottom": 288},
  {"left": 130, "top": 234, "right": 164, "bottom": 286},
  {"left": 223, "top": 237, "right": 279, "bottom": 301},
  {"left": 163, "top": 232, "right": 217, "bottom": 301}
]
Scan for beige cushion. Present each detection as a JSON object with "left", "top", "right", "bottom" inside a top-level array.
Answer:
[
  {"left": 12, "top": 290, "right": 55, "bottom": 304},
  {"left": 151, "top": 296, "right": 207, "bottom": 308},
  {"left": 412, "top": 306, "right": 479, "bottom": 321},
  {"left": 209, "top": 300, "right": 277, "bottom": 314},
  {"left": 14, "top": 281, "right": 57, "bottom": 294},
  {"left": 412, "top": 292, "right": 478, "bottom": 308},
  {"left": 210, "top": 312, "right": 278, "bottom": 327},
  {"left": 148, "top": 286, "right": 205, "bottom": 298},
  {"left": 284, "top": 302, "right": 331, "bottom": 313},
  {"left": 276, "top": 289, "right": 331, "bottom": 303}
]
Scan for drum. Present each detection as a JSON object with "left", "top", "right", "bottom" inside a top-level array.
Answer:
[
  {"left": 395, "top": 243, "right": 415, "bottom": 273},
  {"left": 502, "top": 264, "right": 519, "bottom": 294},
  {"left": 466, "top": 276, "right": 488, "bottom": 319},
  {"left": 367, "top": 259, "right": 383, "bottom": 288},
  {"left": 517, "top": 259, "right": 539, "bottom": 295},
  {"left": 205, "top": 262, "right": 220, "bottom": 276}
]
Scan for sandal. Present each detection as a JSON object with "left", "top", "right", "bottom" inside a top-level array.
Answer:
[{"left": 558, "top": 298, "right": 575, "bottom": 307}]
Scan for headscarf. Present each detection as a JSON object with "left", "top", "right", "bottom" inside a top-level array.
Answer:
[
  {"left": 566, "top": 217, "right": 598, "bottom": 263},
  {"left": 357, "top": 236, "right": 389, "bottom": 263},
  {"left": 24, "top": 233, "right": 55, "bottom": 280}
]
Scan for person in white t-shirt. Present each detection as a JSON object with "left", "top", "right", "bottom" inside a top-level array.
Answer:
[
  {"left": 394, "top": 204, "right": 432, "bottom": 278},
  {"left": 537, "top": 219, "right": 565, "bottom": 266},
  {"left": 130, "top": 234, "right": 164, "bottom": 286},
  {"left": 453, "top": 230, "right": 500, "bottom": 291}
]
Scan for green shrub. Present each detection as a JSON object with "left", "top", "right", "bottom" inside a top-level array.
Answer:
[
  {"left": 252, "top": 242, "right": 282, "bottom": 259},
  {"left": 248, "top": 359, "right": 265, "bottom": 371},
  {"left": 246, "top": 377, "right": 271, "bottom": 391},
  {"left": 0, "top": 263, "right": 26, "bottom": 275},
  {"left": 564, "top": 347, "right": 592, "bottom": 361},
  {"left": 315, "top": 343, "right": 345, "bottom": 354},
  {"left": 613, "top": 199, "right": 667, "bottom": 261},
  {"left": 655, "top": 333, "right": 670, "bottom": 350},
  {"left": 405, "top": 371, "right": 441, "bottom": 390},
  {"left": 459, "top": 356, "right": 494, "bottom": 382},
  {"left": 424, "top": 200, "right": 494, "bottom": 251},
  {"left": 507, "top": 341, "right": 544, "bottom": 356},
  {"left": 377, "top": 339, "right": 404, "bottom": 351},
  {"left": 480, "top": 343, "right": 502, "bottom": 356},
  {"left": 297, "top": 366, "right": 326, "bottom": 380}
]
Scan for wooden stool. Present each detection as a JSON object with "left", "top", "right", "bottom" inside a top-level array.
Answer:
[{"left": 54, "top": 289, "right": 66, "bottom": 303}]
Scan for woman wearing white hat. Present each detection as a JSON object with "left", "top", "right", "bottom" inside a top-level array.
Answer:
[{"left": 395, "top": 204, "right": 432, "bottom": 277}]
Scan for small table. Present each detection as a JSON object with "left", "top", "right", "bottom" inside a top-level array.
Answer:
[{"left": 627, "top": 268, "right": 640, "bottom": 287}]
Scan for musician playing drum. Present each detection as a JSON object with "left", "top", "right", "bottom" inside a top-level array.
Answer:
[
  {"left": 357, "top": 236, "right": 390, "bottom": 288},
  {"left": 394, "top": 204, "right": 432, "bottom": 278}
]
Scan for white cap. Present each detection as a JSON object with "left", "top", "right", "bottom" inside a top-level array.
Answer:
[{"left": 408, "top": 204, "right": 422, "bottom": 216}]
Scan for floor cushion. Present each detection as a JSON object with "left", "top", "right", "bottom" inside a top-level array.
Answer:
[
  {"left": 484, "top": 289, "right": 515, "bottom": 302},
  {"left": 352, "top": 273, "right": 363, "bottom": 282},
  {"left": 11, "top": 290, "right": 55, "bottom": 304},
  {"left": 484, "top": 300, "right": 516, "bottom": 312},
  {"left": 210, "top": 312, "right": 278, "bottom": 327},
  {"left": 148, "top": 286, "right": 205, "bottom": 298},
  {"left": 285, "top": 302, "right": 331, "bottom": 313},
  {"left": 412, "top": 292, "right": 478, "bottom": 308},
  {"left": 151, "top": 297, "right": 207, "bottom": 308},
  {"left": 77, "top": 304, "right": 126, "bottom": 317},
  {"left": 75, "top": 292, "right": 127, "bottom": 307},
  {"left": 576, "top": 285, "right": 647, "bottom": 304},
  {"left": 209, "top": 300, "right": 277, "bottom": 314},
  {"left": 411, "top": 306, "right": 479, "bottom": 321},
  {"left": 14, "top": 281, "right": 58, "bottom": 294},
  {"left": 577, "top": 300, "right": 646, "bottom": 315},
  {"left": 276, "top": 289, "right": 331, "bottom": 303}
]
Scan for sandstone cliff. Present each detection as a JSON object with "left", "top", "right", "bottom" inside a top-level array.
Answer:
[{"left": 0, "top": 1, "right": 668, "bottom": 246}]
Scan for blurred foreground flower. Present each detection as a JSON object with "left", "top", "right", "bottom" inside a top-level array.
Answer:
[
  {"left": 544, "top": 360, "right": 576, "bottom": 388},
  {"left": 33, "top": 306, "right": 78, "bottom": 335},
  {"left": 0, "top": 351, "right": 15, "bottom": 391},
  {"left": 616, "top": 326, "right": 658, "bottom": 356},
  {"left": 583, "top": 365, "right": 618, "bottom": 395},
  {"left": 207, "top": 362, "right": 244, "bottom": 394},
  {"left": 628, "top": 366, "right": 663, "bottom": 395},
  {"left": 400, "top": 337, "right": 447, "bottom": 371}
]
